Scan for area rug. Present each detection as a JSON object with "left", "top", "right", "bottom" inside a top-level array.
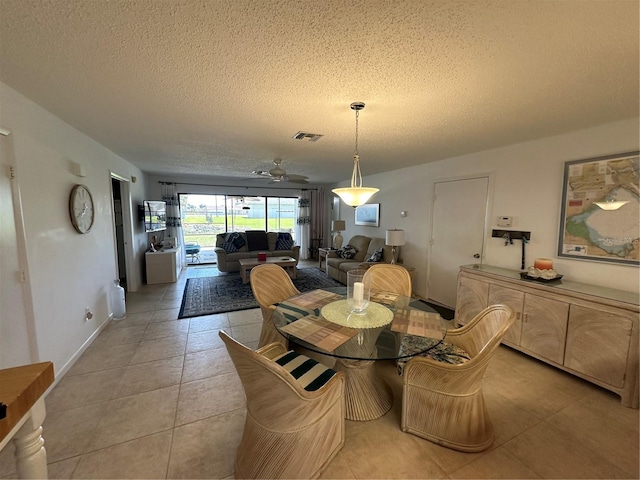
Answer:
[{"left": 178, "top": 267, "right": 343, "bottom": 318}]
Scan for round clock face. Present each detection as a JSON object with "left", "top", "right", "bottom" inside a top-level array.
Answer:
[{"left": 69, "top": 184, "right": 94, "bottom": 234}]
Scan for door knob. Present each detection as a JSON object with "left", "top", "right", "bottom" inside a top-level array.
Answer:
[{"left": 473, "top": 253, "right": 480, "bottom": 258}]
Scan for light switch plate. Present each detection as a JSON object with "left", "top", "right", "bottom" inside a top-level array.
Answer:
[{"left": 497, "top": 216, "right": 512, "bottom": 227}]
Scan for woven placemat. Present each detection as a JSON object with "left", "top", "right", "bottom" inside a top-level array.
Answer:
[{"left": 321, "top": 300, "right": 393, "bottom": 328}]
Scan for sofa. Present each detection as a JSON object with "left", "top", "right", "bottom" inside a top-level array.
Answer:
[
  {"left": 214, "top": 230, "right": 300, "bottom": 272},
  {"left": 326, "top": 235, "right": 397, "bottom": 284}
]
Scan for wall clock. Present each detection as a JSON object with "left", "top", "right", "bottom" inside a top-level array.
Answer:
[{"left": 69, "top": 184, "right": 94, "bottom": 234}]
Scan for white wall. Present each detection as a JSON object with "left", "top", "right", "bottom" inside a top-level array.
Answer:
[
  {"left": 334, "top": 118, "right": 640, "bottom": 298},
  {"left": 0, "top": 82, "right": 148, "bottom": 374}
]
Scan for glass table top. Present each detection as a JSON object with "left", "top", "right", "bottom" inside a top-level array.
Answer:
[{"left": 273, "top": 287, "right": 451, "bottom": 361}]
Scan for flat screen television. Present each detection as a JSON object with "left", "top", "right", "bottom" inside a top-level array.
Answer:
[{"left": 144, "top": 200, "right": 167, "bottom": 233}]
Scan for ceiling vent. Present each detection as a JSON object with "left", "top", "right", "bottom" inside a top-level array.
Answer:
[{"left": 292, "top": 131, "right": 323, "bottom": 142}]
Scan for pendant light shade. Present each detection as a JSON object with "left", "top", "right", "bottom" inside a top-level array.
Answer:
[
  {"left": 332, "top": 184, "right": 379, "bottom": 207},
  {"left": 332, "top": 102, "right": 379, "bottom": 207},
  {"left": 594, "top": 200, "right": 629, "bottom": 210}
]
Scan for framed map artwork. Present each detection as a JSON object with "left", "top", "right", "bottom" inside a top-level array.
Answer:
[{"left": 558, "top": 151, "right": 639, "bottom": 265}]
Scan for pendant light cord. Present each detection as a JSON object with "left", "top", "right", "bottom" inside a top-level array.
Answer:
[{"left": 351, "top": 108, "right": 363, "bottom": 188}]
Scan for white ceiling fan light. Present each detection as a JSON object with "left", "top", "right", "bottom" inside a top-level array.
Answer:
[{"left": 251, "top": 158, "right": 309, "bottom": 184}]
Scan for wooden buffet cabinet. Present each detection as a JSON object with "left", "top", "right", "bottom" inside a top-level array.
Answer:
[{"left": 455, "top": 264, "right": 639, "bottom": 408}]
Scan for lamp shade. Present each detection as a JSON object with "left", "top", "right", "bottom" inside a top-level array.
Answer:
[
  {"left": 385, "top": 229, "right": 405, "bottom": 246},
  {"left": 331, "top": 220, "right": 346, "bottom": 232},
  {"left": 332, "top": 187, "right": 379, "bottom": 207}
]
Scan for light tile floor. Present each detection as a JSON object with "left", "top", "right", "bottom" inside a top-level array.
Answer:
[{"left": 1, "top": 261, "right": 638, "bottom": 479}]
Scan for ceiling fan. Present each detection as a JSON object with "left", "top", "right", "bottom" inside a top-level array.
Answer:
[{"left": 252, "top": 158, "right": 309, "bottom": 184}]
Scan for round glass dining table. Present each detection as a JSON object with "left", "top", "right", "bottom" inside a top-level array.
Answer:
[{"left": 273, "top": 287, "right": 450, "bottom": 421}]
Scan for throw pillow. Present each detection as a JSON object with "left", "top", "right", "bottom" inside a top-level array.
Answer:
[
  {"left": 276, "top": 232, "right": 294, "bottom": 250},
  {"left": 366, "top": 246, "right": 384, "bottom": 262},
  {"left": 337, "top": 244, "right": 356, "bottom": 259},
  {"left": 223, "top": 232, "right": 246, "bottom": 253},
  {"left": 245, "top": 230, "right": 269, "bottom": 251}
]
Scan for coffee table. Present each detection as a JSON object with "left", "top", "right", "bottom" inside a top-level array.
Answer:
[{"left": 238, "top": 256, "right": 297, "bottom": 284}]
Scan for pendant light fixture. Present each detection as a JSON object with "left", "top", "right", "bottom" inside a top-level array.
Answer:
[
  {"left": 594, "top": 199, "right": 629, "bottom": 210},
  {"left": 332, "top": 102, "right": 379, "bottom": 207}
]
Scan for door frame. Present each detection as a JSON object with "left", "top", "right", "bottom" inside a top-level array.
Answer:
[
  {"left": 109, "top": 172, "right": 136, "bottom": 292},
  {"left": 1, "top": 129, "right": 40, "bottom": 365},
  {"left": 426, "top": 172, "right": 494, "bottom": 306}
]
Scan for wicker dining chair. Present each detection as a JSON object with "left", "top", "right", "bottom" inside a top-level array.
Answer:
[
  {"left": 362, "top": 263, "right": 412, "bottom": 296},
  {"left": 250, "top": 263, "right": 300, "bottom": 347},
  {"left": 363, "top": 264, "right": 412, "bottom": 356},
  {"left": 401, "top": 304, "right": 515, "bottom": 452},
  {"left": 219, "top": 330, "right": 345, "bottom": 479}
]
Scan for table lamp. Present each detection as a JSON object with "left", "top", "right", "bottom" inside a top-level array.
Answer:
[
  {"left": 385, "top": 229, "right": 405, "bottom": 264},
  {"left": 332, "top": 220, "right": 346, "bottom": 249}
]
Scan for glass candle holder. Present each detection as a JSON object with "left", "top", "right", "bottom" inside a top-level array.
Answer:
[{"left": 347, "top": 269, "right": 371, "bottom": 314}]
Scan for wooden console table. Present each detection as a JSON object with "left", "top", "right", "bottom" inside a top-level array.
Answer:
[
  {"left": 0, "top": 362, "right": 54, "bottom": 479},
  {"left": 455, "top": 265, "right": 638, "bottom": 408}
]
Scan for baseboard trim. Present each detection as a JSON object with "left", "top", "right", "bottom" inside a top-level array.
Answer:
[{"left": 44, "top": 314, "right": 113, "bottom": 396}]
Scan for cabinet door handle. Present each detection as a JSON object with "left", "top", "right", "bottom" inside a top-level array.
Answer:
[{"left": 523, "top": 313, "right": 528, "bottom": 322}]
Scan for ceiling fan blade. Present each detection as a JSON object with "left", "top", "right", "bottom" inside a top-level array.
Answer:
[
  {"left": 286, "top": 178, "right": 309, "bottom": 184},
  {"left": 285, "top": 174, "right": 309, "bottom": 180}
]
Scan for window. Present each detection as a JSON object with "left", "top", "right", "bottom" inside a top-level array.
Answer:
[{"left": 267, "top": 197, "right": 296, "bottom": 233}]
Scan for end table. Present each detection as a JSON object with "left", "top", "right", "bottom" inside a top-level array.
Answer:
[{"left": 318, "top": 247, "right": 333, "bottom": 272}]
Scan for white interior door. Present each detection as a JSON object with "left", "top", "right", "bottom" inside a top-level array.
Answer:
[
  {"left": 428, "top": 176, "right": 489, "bottom": 309},
  {"left": 0, "top": 133, "right": 37, "bottom": 367}
]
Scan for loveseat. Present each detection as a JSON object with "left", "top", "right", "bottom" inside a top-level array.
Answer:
[
  {"left": 326, "top": 235, "right": 397, "bottom": 284},
  {"left": 214, "top": 230, "right": 300, "bottom": 273}
]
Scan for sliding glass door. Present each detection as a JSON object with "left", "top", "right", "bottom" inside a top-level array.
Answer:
[
  {"left": 179, "top": 193, "right": 297, "bottom": 264},
  {"left": 267, "top": 197, "right": 296, "bottom": 233}
]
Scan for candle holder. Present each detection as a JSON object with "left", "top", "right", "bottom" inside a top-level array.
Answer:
[
  {"left": 534, "top": 258, "right": 553, "bottom": 270},
  {"left": 347, "top": 269, "right": 370, "bottom": 314}
]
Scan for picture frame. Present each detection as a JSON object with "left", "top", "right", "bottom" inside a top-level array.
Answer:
[
  {"left": 557, "top": 151, "right": 639, "bottom": 265},
  {"left": 355, "top": 203, "right": 380, "bottom": 227}
]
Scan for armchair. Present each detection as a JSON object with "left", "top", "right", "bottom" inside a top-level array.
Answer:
[
  {"left": 219, "top": 331, "right": 345, "bottom": 479},
  {"left": 401, "top": 304, "right": 515, "bottom": 452}
]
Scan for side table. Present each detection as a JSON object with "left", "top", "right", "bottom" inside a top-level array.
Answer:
[{"left": 318, "top": 248, "right": 334, "bottom": 272}]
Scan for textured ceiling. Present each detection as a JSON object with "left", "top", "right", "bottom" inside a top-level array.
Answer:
[{"left": 0, "top": 0, "right": 638, "bottom": 186}]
